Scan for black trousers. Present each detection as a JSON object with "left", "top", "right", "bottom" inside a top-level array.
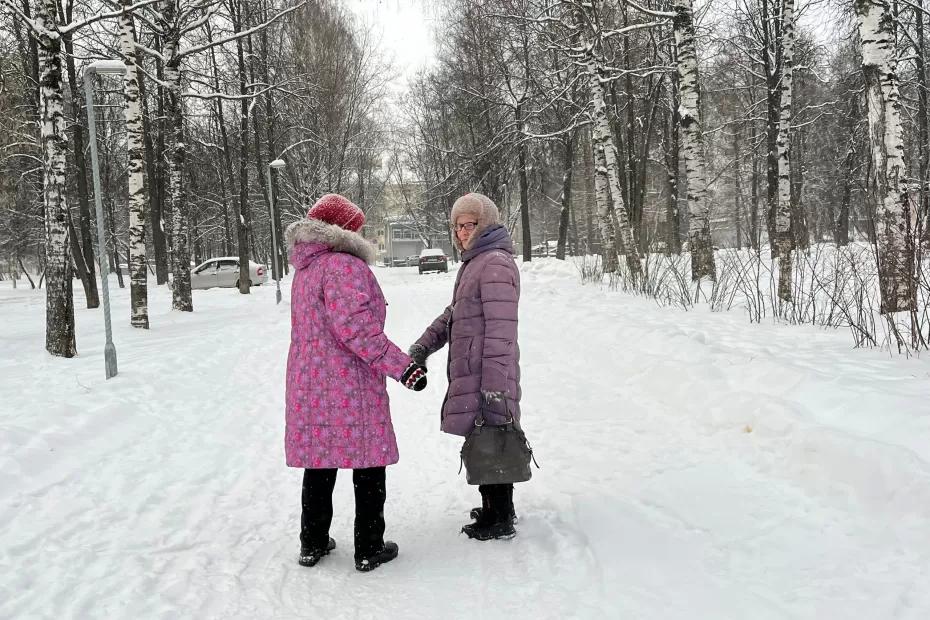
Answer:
[
  {"left": 478, "top": 483, "right": 514, "bottom": 522},
  {"left": 301, "top": 467, "right": 386, "bottom": 560}
]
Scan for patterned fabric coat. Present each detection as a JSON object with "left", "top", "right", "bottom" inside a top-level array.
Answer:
[
  {"left": 284, "top": 218, "right": 411, "bottom": 469},
  {"left": 414, "top": 224, "right": 521, "bottom": 436}
]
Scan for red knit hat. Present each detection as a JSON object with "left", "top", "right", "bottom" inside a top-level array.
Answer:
[{"left": 307, "top": 193, "right": 365, "bottom": 232}]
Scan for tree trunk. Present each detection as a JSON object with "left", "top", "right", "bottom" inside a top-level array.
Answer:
[
  {"left": 516, "top": 102, "right": 532, "bottom": 262},
  {"left": 664, "top": 66, "right": 682, "bottom": 254},
  {"left": 792, "top": 130, "right": 810, "bottom": 249},
  {"left": 582, "top": 128, "right": 597, "bottom": 254},
  {"left": 140, "top": 37, "right": 169, "bottom": 285},
  {"left": 36, "top": 0, "right": 76, "bottom": 356},
  {"left": 61, "top": 28, "right": 99, "bottom": 309},
  {"left": 261, "top": 26, "right": 286, "bottom": 273},
  {"left": 138, "top": 48, "right": 167, "bottom": 285},
  {"left": 856, "top": 0, "right": 916, "bottom": 313},
  {"left": 592, "top": 142, "right": 619, "bottom": 273},
  {"left": 734, "top": 128, "right": 743, "bottom": 250},
  {"left": 247, "top": 26, "right": 272, "bottom": 266},
  {"left": 234, "top": 11, "right": 253, "bottom": 294},
  {"left": 162, "top": 0, "right": 192, "bottom": 311},
  {"left": 775, "top": 0, "right": 795, "bottom": 301},
  {"left": 836, "top": 147, "right": 854, "bottom": 246},
  {"left": 556, "top": 134, "right": 574, "bottom": 260},
  {"left": 582, "top": 73, "right": 640, "bottom": 272},
  {"left": 206, "top": 28, "right": 235, "bottom": 258},
  {"left": 761, "top": 0, "right": 780, "bottom": 255},
  {"left": 916, "top": 1, "right": 930, "bottom": 245},
  {"left": 120, "top": 0, "right": 149, "bottom": 328},
  {"left": 674, "top": 0, "right": 716, "bottom": 281}
]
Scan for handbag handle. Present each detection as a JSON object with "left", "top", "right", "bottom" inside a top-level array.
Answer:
[{"left": 474, "top": 395, "right": 515, "bottom": 427}]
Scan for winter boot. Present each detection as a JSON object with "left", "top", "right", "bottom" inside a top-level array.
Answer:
[
  {"left": 463, "top": 484, "right": 516, "bottom": 541},
  {"left": 355, "top": 541, "right": 399, "bottom": 572},
  {"left": 469, "top": 504, "right": 517, "bottom": 523},
  {"left": 461, "top": 519, "right": 516, "bottom": 541},
  {"left": 298, "top": 537, "right": 336, "bottom": 567}
]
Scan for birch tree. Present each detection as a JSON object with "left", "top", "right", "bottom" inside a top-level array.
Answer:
[
  {"left": 855, "top": 0, "right": 916, "bottom": 313},
  {"left": 8, "top": 0, "right": 75, "bottom": 356},
  {"left": 673, "top": 0, "right": 715, "bottom": 281},
  {"left": 775, "top": 0, "right": 795, "bottom": 301},
  {"left": 574, "top": 5, "right": 642, "bottom": 277},
  {"left": 119, "top": 0, "right": 148, "bottom": 327}
]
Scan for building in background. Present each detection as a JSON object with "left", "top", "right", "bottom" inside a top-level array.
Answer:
[{"left": 383, "top": 216, "right": 454, "bottom": 266}]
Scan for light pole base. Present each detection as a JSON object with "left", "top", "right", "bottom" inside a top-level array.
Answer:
[{"left": 104, "top": 342, "right": 118, "bottom": 379}]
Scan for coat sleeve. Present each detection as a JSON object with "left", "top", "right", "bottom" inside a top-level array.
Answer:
[
  {"left": 414, "top": 303, "right": 453, "bottom": 356},
  {"left": 478, "top": 252, "right": 519, "bottom": 405},
  {"left": 322, "top": 254, "right": 411, "bottom": 381}
]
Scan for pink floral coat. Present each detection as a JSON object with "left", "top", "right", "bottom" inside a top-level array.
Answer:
[{"left": 284, "top": 218, "right": 411, "bottom": 469}]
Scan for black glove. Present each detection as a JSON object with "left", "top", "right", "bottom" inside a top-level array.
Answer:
[
  {"left": 408, "top": 343, "right": 428, "bottom": 366},
  {"left": 401, "top": 362, "right": 427, "bottom": 391}
]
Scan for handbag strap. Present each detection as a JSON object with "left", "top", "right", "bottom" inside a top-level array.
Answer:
[{"left": 474, "top": 396, "right": 516, "bottom": 428}]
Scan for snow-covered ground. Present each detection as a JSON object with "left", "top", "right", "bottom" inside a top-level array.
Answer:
[{"left": 2, "top": 260, "right": 929, "bottom": 619}]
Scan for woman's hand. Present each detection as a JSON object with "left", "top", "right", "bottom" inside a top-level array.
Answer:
[{"left": 408, "top": 343, "right": 428, "bottom": 366}]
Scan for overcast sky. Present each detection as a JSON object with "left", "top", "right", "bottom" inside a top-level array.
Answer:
[{"left": 344, "top": 0, "right": 438, "bottom": 94}]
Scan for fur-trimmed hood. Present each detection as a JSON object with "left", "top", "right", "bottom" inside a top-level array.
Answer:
[
  {"left": 450, "top": 193, "right": 501, "bottom": 251},
  {"left": 285, "top": 218, "right": 377, "bottom": 265}
]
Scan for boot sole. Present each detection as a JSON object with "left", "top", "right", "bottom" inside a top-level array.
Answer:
[{"left": 461, "top": 527, "right": 517, "bottom": 541}]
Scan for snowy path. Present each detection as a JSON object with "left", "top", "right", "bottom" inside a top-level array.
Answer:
[{"left": 1, "top": 260, "right": 929, "bottom": 619}]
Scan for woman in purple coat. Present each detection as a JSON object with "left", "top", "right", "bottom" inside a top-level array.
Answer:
[
  {"left": 285, "top": 194, "right": 426, "bottom": 571},
  {"left": 409, "top": 193, "right": 523, "bottom": 541}
]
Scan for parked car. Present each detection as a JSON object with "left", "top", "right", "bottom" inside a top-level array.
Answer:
[
  {"left": 406, "top": 255, "right": 420, "bottom": 267},
  {"left": 531, "top": 240, "right": 560, "bottom": 257},
  {"left": 418, "top": 248, "right": 448, "bottom": 274},
  {"left": 190, "top": 257, "right": 267, "bottom": 290}
]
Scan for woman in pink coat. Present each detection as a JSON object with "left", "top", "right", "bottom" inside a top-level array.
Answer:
[{"left": 284, "top": 194, "right": 426, "bottom": 572}]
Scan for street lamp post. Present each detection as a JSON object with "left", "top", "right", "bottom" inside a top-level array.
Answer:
[
  {"left": 84, "top": 59, "right": 127, "bottom": 379},
  {"left": 267, "top": 158, "right": 286, "bottom": 304}
]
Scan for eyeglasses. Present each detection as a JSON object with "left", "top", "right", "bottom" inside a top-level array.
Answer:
[{"left": 453, "top": 221, "right": 478, "bottom": 232}]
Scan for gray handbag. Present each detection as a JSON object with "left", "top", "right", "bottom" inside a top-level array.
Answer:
[{"left": 459, "top": 405, "right": 537, "bottom": 486}]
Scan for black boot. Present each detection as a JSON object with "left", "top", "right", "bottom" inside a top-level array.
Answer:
[
  {"left": 469, "top": 483, "right": 516, "bottom": 522},
  {"left": 355, "top": 541, "right": 399, "bottom": 572},
  {"left": 469, "top": 503, "right": 517, "bottom": 523},
  {"left": 298, "top": 537, "right": 336, "bottom": 567},
  {"left": 462, "top": 484, "right": 516, "bottom": 541},
  {"left": 462, "top": 520, "right": 516, "bottom": 541}
]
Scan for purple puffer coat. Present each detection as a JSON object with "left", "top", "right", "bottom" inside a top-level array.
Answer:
[
  {"left": 414, "top": 225, "right": 521, "bottom": 436},
  {"left": 284, "top": 218, "right": 411, "bottom": 469}
]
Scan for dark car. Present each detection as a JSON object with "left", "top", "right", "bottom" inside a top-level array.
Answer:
[{"left": 418, "top": 248, "right": 448, "bottom": 274}]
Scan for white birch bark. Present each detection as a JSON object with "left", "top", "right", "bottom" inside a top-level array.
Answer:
[
  {"left": 576, "top": 11, "right": 641, "bottom": 277},
  {"left": 161, "top": 0, "right": 192, "bottom": 311},
  {"left": 36, "top": 0, "right": 77, "bottom": 356},
  {"left": 673, "top": 0, "right": 716, "bottom": 281},
  {"left": 856, "top": 0, "right": 916, "bottom": 313},
  {"left": 775, "top": 0, "right": 795, "bottom": 301},
  {"left": 119, "top": 0, "right": 149, "bottom": 327},
  {"left": 592, "top": 141, "right": 619, "bottom": 273}
]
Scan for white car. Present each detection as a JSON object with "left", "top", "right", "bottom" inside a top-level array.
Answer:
[
  {"left": 190, "top": 257, "right": 268, "bottom": 290},
  {"left": 418, "top": 248, "right": 449, "bottom": 274}
]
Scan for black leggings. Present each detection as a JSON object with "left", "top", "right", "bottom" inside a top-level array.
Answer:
[{"left": 301, "top": 467, "right": 386, "bottom": 560}]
